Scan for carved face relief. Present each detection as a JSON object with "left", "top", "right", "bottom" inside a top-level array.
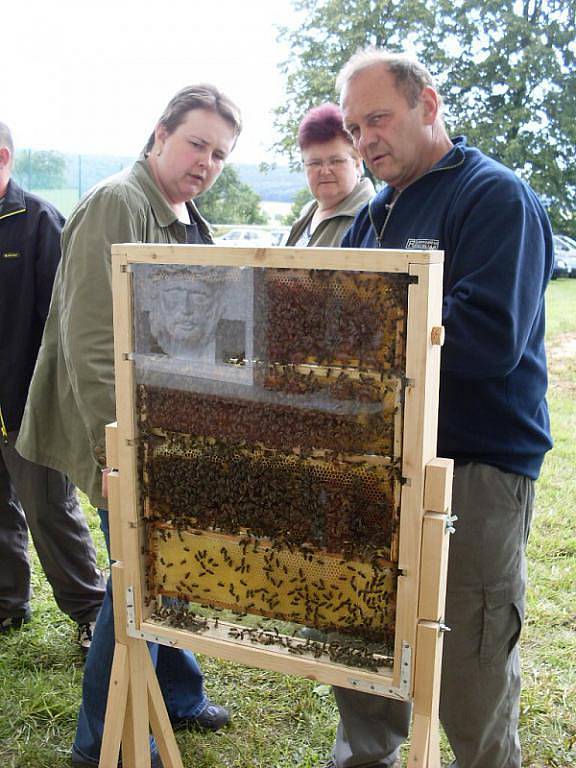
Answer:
[{"left": 148, "top": 270, "right": 226, "bottom": 358}]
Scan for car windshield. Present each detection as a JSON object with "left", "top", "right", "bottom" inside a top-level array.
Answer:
[{"left": 558, "top": 234, "right": 576, "bottom": 250}]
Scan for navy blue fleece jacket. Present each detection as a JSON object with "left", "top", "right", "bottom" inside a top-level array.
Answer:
[{"left": 343, "top": 136, "right": 553, "bottom": 479}]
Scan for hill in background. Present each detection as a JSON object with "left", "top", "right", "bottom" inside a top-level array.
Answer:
[{"left": 61, "top": 154, "right": 305, "bottom": 203}]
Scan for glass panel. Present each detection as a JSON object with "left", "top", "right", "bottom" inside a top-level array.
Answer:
[{"left": 131, "top": 263, "right": 410, "bottom": 671}]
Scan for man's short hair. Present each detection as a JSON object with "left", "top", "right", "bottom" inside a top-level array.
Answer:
[
  {"left": 0, "top": 121, "right": 15, "bottom": 156},
  {"left": 336, "top": 48, "right": 437, "bottom": 108},
  {"left": 144, "top": 84, "right": 242, "bottom": 154}
]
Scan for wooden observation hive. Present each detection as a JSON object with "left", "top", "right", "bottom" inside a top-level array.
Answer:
[{"left": 103, "top": 244, "right": 453, "bottom": 768}]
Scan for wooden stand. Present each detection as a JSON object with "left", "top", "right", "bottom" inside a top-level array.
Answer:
[
  {"left": 407, "top": 458, "right": 453, "bottom": 767},
  {"left": 99, "top": 245, "right": 454, "bottom": 767}
]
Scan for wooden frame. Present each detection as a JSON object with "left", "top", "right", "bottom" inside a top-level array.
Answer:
[{"left": 102, "top": 244, "right": 453, "bottom": 768}]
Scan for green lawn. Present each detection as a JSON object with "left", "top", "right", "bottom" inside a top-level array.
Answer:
[{"left": 0, "top": 281, "right": 574, "bottom": 768}]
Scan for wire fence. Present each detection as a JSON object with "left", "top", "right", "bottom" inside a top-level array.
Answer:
[{"left": 12, "top": 150, "right": 134, "bottom": 217}]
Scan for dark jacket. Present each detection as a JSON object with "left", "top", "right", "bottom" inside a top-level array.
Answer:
[
  {"left": 342, "top": 136, "right": 554, "bottom": 480},
  {"left": 0, "top": 179, "right": 64, "bottom": 431}
]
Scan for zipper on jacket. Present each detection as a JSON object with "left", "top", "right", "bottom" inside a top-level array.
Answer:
[
  {"left": 369, "top": 153, "right": 465, "bottom": 245},
  {"left": 0, "top": 403, "right": 9, "bottom": 445},
  {"left": 369, "top": 193, "right": 401, "bottom": 246},
  {"left": 0, "top": 207, "right": 26, "bottom": 222}
]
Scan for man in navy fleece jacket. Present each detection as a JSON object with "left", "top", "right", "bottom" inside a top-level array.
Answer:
[{"left": 321, "top": 50, "right": 553, "bottom": 768}]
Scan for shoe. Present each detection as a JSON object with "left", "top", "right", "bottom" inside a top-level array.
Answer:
[
  {"left": 77, "top": 621, "right": 96, "bottom": 656},
  {"left": 0, "top": 613, "right": 31, "bottom": 634},
  {"left": 171, "top": 699, "right": 230, "bottom": 732},
  {"left": 71, "top": 747, "right": 163, "bottom": 767}
]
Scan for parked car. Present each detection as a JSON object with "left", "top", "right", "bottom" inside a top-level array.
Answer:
[
  {"left": 556, "top": 233, "right": 576, "bottom": 253},
  {"left": 552, "top": 235, "right": 576, "bottom": 279},
  {"left": 269, "top": 228, "right": 290, "bottom": 246},
  {"left": 214, "top": 228, "right": 275, "bottom": 247}
]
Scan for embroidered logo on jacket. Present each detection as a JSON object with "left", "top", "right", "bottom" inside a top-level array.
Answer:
[{"left": 405, "top": 238, "right": 440, "bottom": 250}]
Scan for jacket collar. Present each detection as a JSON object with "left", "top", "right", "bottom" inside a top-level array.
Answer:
[
  {"left": 369, "top": 136, "right": 467, "bottom": 228},
  {"left": 331, "top": 177, "right": 376, "bottom": 218},
  {"left": 300, "top": 177, "right": 376, "bottom": 228},
  {"left": 131, "top": 156, "right": 212, "bottom": 240},
  {"left": 0, "top": 178, "right": 26, "bottom": 220}
]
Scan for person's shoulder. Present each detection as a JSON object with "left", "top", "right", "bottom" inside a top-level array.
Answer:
[
  {"left": 338, "top": 178, "right": 375, "bottom": 217},
  {"left": 440, "top": 141, "right": 543, "bottom": 218},
  {"left": 20, "top": 187, "right": 64, "bottom": 223},
  {"left": 66, "top": 165, "right": 148, "bottom": 227},
  {"left": 287, "top": 199, "right": 317, "bottom": 243},
  {"left": 292, "top": 198, "right": 316, "bottom": 225},
  {"left": 88, "top": 165, "right": 147, "bottom": 205},
  {"left": 460, "top": 143, "right": 527, "bottom": 193},
  {"left": 448, "top": 142, "right": 550, "bottom": 236}
]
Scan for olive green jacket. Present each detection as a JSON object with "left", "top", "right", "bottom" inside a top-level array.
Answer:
[
  {"left": 286, "top": 177, "right": 375, "bottom": 248},
  {"left": 17, "top": 158, "right": 211, "bottom": 508}
]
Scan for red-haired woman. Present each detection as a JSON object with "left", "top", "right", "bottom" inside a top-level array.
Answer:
[{"left": 286, "top": 103, "right": 374, "bottom": 247}]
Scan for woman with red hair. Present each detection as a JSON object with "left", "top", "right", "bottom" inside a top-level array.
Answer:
[{"left": 287, "top": 103, "right": 374, "bottom": 247}]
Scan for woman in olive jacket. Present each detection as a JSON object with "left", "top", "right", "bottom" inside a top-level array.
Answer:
[
  {"left": 286, "top": 103, "right": 374, "bottom": 249},
  {"left": 17, "top": 84, "right": 241, "bottom": 767}
]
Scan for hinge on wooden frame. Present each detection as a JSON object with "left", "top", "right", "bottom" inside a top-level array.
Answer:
[
  {"left": 125, "top": 585, "right": 177, "bottom": 646},
  {"left": 347, "top": 641, "right": 412, "bottom": 700},
  {"left": 445, "top": 514, "right": 458, "bottom": 534}
]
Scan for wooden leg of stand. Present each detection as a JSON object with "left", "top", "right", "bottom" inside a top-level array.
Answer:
[
  {"left": 107, "top": 559, "right": 151, "bottom": 767},
  {"left": 120, "top": 639, "right": 153, "bottom": 768},
  {"left": 429, "top": 716, "right": 441, "bottom": 766},
  {"left": 100, "top": 643, "right": 129, "bottom": 767},
  {"left": 144, "top": 649, "right": 184, "bottom": 768},
  {"left": 407, "top": 622, "right": 443, "bottom": 768}
]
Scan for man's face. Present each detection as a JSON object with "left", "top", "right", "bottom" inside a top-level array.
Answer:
[
  {"left": 0, "top": 146, "right": 12, "bottom": 195},
  {"left": 153, "top": 108, "right": 236, "bottom": 205},
  {"left": 341, "top": 65, "right": 434, "bottom": 190}
]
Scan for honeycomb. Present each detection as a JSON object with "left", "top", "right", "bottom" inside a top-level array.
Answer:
[
  {"left": 141, "top": 435, "right": 400, "bottom": 562},
  {"left": 261, "top": 270, "right": 409, "bottom": 370},
  {"left": 133, "top": 265, "right": 410, "bottom": 667},
  {"left": 138, "top": 374, "right": 401, "bottom": 457},
  {"left": 149, "top": 526, "right": 396, "bottom": 640}
]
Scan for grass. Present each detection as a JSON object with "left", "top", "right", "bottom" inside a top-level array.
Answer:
[{"left": 0, "top": 280, "right": 574, "bottom": 767}]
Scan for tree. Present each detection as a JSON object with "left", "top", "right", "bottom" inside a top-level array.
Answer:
[
  {"left": 282, "top": 186, "right": 314, "bottom": 225},
  {"left": 196, "top": 165, "right": 268, "bottom": 225},
  {"left": 14, "top": 149, "right": 67, "bottom": 189},
  {"left": 276, "top": 0, "right": 576, "bottom": 235}
]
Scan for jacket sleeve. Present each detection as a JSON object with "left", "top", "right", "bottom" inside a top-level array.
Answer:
[
  {"left": 34, "top": 206, "right": 65, "bottom": 323},
  {"left": 441, "top": 177, "right": 553, "bottom": 379},
  {"left": 59, "top": 186, "right": 146, "bottom": 464}
]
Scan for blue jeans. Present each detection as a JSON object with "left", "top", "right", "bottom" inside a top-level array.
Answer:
[{"left": 73, "top": 509, "right": 207, "bottom": 764}]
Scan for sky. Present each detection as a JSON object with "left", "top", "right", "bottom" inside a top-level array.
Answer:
[{"left": 2, "top": 0, "right": 302, "bottom": 164}]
